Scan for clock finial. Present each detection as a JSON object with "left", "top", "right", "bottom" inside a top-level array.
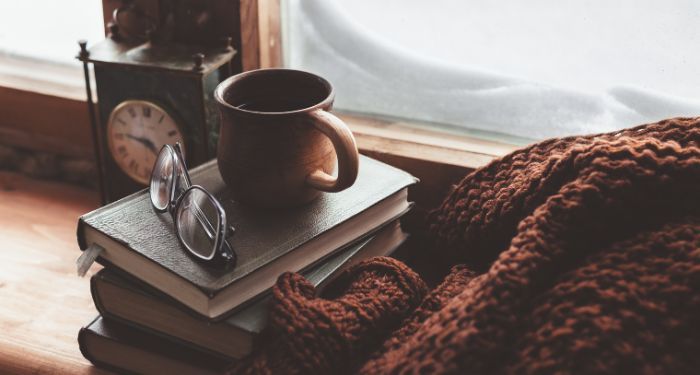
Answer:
[
  {"left": 78, "top": 40, "right": 89, "bottom": 60},
  {"left": 222, "top": 37, "right": 233, "bottom": 52},
  {"left": 192, "top": 53, "right": 205, "bottom": 71},
  {"left": 107, "top": 22, "right": 120, "bottom": 41}
]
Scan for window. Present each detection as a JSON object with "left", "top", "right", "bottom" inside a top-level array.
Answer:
[
  {"left": 0, "top": 0, "right": 103, "bottom": 98},
  {"left": 282, "top": 0, "right": 700, "bottom": 140}
]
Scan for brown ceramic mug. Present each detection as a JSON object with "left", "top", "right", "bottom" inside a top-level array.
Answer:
[{"left": 214, "top": 69, "right": 359, "bottom": 207}]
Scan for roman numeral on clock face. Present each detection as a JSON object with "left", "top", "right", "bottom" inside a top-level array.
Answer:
[{"left": 108, "top": 100, "right": 184, "bottom": 185}]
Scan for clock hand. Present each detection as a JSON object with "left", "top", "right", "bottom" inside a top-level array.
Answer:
[{"left": 126, "top": 134, "right": 159, "bottom": 156}]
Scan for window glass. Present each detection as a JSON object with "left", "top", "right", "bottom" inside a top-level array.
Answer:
[
  {"left": 283, "top": 0, "right": 700, "bottom": 140},
  {"left": 0, "top": 0, "right": 103, "bottom": 66}
]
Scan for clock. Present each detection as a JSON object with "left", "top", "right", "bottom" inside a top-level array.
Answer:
[
  {"left": 77, "top": 0, "right": 238, "bottom": 203},
  {"left": 106, "top": 100, "right": 185, "bottom": 184}
]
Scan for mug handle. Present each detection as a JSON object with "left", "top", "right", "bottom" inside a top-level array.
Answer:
[{"left": 305, "top": 109, "right": 359, "bottom": 192}]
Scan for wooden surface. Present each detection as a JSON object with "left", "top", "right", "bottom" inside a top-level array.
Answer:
[
  {"left": 344, "top": 112, "right": 515, "bottom": 210},
  {"left": 239, "top": 0, "right": 282, "bottom": 71},
  {"left": 256, "top": 0, "right": 282, "bottom": 69},
  {"left": 239, "top": 0, "right": 261, "bottom": 71},
  {"left": 342, "top": 112, "right": 519, "bottom": 169},
  {"left": 0, "top": 87, "right": 93, "bottom": 158},
  {"left": 0, "top": 172, "right": 107, "bottom": 374}
]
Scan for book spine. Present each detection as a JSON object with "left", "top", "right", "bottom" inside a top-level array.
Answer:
[
  {"left": 89, "top": 273, "right": 108, "bottom": 318},
  {"left": 76, "top": 218, "right": 88, "bottom": 251},
  {"left": 91, "top": 273, "right": 241, "bottom": 361},
  {"left": 77, "top": 321, "right": 96, "bottom": 366},
  {"left": 78, "top": 319, "right": 140, "bottom": 375}
]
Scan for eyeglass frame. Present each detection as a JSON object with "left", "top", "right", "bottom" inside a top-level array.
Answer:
[{"left": 149, "top": 143, "right": 237, "bottom": 267}]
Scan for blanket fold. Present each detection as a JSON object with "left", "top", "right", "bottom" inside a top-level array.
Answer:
[{"left": 229, "top": 117, "right": 700, "bottom": 374}]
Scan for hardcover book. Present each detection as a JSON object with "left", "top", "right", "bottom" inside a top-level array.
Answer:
[
  {"left": 79, "top": 316, "right": 231, "bottom": 375},
  {"left": 77, "top": 156, "right": 417, "bottom": 320},
  {"left": 91, "top": 220, "right": 407, "bottom": 359}
]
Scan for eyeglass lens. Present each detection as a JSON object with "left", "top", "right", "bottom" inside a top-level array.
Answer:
[
  {"left": 150, "top": 146, "right": 175, "bottom": 211},
  {"left": 176, "top": 187, "right": 221, "bottom": 260}
]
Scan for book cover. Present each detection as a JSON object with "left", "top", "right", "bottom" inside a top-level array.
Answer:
[
  {"left": 91, "top": 221, "right": 406, "bottom": 359},
  {"left": 77, "top": 156, "right": 416, "bottom": 319},
  {"left": 79, "top": 316, "right": 231, "bottom": 375}
]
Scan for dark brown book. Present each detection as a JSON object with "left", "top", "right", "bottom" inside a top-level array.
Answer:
[
  {"left": 78, "top": 316, "right": 231, "bottom": 375},
  {"left": 91, "top": 220, "right": 407, "bottom": 359},
  {"left": 77, "top": 156, "right": 416, "bottom": 320}
]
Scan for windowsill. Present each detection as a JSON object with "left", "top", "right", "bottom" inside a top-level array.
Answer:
[
  {"left": 340, "top": 112, "right": 520, "bottom": 169},
  {"left": 0, "top": 54, "right": 523, "bottom": 173},
  {"left": 0, "top": 53, "right": 87, "bottom": 101}
]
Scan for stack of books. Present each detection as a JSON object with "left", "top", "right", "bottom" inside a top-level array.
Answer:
[{"left": 76, "top": 155, "right": 416, "bottom": 374}]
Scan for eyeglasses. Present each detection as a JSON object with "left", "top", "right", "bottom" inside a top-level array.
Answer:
[{"left": 149, "top": 143, "right": 236, "bottom": 268}]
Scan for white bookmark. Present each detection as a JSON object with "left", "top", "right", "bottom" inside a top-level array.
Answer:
[{"left": 76, "top": 244, "right": 104, "bottom": 277}]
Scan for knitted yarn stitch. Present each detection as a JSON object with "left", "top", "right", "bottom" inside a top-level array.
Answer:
[{"left": 229, "top": 117, "right": 700, "bottom": 374}]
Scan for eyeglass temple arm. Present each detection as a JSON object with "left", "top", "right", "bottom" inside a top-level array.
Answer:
[
  {"left": 174, "top": 142, "right": 186, "bottom": 163},
  {"left": 172, "top": 142, "right": 192, "bottom": 194},
  {"left": 220, "top": 239, "right": 236, "bottom": 263}
]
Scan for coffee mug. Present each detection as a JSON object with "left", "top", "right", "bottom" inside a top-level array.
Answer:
[{"left": 214, "top": 69, "right": 359, "bottom": 207}]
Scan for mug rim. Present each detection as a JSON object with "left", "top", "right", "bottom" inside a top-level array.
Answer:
[{"left": 214, "top": 68, "right": 335, "bottom": 117}]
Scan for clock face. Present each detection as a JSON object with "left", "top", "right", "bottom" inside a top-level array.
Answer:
[{"left": 107, "top": 100, "right": 185, "bottom": 185}]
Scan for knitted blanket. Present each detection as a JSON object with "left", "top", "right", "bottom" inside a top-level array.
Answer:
[{"left": 229, "top": 117, "right": 700, "bottom": 374}]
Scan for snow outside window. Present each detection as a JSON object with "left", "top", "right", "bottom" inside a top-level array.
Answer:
[
  {"left": 283, "top": 0, "right": 700, "bottom": 141},
  {"left": 0, "top": 0, "right": 103, "bottom": 98},
  {"left": 0, "top": 0, "right": 103, "bottom": 67}
]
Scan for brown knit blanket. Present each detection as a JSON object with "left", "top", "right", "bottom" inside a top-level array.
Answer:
[{"left": 229, "top": 117, "right": 700, "bottom": 374}]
